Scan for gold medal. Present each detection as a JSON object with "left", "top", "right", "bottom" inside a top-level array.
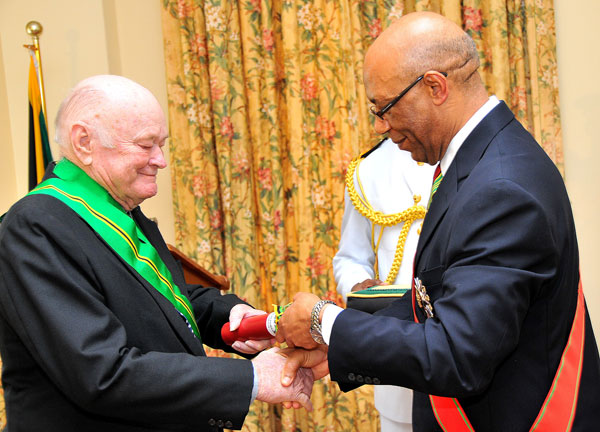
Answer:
[{"left": 414, "top": 277, "right": 434, "bottom": 318}]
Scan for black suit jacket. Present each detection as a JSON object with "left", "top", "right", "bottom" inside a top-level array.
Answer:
[
  {"left": 0, "top": 166, "right": 253, "bottom": 431},
  {"left": 328, "top": 102, "right": 600, "bottom": 431}
]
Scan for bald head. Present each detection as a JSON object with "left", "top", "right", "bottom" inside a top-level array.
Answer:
[
  {"left": 55, "top": 75, "right": 162, "bottom": 153},
  {"left": 365, "top": 12, "right": 480, "bottom": 91},
  {"left": 53, "top": 75, "right": 168, "bottom": 211},
  {"left": 363, "top": 12, "right": 489, "bottom": 164}
]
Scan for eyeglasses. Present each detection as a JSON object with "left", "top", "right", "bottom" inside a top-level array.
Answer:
[{"left": 370, "top": 71, "right": 448, "bottom": 120}]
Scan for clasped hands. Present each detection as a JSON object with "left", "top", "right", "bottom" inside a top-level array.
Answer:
[{"left": 230, "top": 295, "right": 331, "bottom": 411}]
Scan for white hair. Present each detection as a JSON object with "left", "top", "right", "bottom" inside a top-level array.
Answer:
[
  {"left": 54, "top": 75, "right": 157, "bottom": 152},
  {"left": 54, "top": 85, "right": 114, "bottom": 151}
]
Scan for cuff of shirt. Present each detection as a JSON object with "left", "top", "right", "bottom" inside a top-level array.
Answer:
[
  {"left": 251, "top": 362, "right": 258, "bottom": 403},
  {"left": 321, "top": 304, "right": 344, "bottom": 345}
]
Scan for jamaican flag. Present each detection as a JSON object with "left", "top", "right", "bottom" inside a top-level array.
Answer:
[{"left": 28, "top": 48, "right": 52, "bottom": 190}]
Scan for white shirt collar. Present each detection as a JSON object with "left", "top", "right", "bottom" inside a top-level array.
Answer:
[{"left": 439, "top": 96, "right": 500, "bottom": 175}]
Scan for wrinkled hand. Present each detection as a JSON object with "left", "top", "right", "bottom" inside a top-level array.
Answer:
[
  {"left": 229, "top": 304, "right": 275, "bottom": 354},
  {"left": 275, "top": 293, "right": 320, "bottom": 349},
  {"left": 252, "top": 348, "right": 314, "bottom": 411},
  {"left": 351, "top": 278, "right": 384, "bottom": 292},
  {"left": 279, "top": 346, "right": 329, "bottom": 409}
]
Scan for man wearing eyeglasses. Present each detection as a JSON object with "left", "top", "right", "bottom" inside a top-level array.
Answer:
[{"left": 277, "top": 11, "right": 600, "bottom": 432}]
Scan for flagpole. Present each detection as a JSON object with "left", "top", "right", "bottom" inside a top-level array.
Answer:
[{"left": 24, "top": 21, "right": 48, "bottom": 127}]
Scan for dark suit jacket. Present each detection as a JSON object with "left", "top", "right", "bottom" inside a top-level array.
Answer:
[
  {"left": 328, "top": 102, "right": 600, "bottom": 431},
  {"left": 0, "top": 165, "right": 253, "bottom": 431}
]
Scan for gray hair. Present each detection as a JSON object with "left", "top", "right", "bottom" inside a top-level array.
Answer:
[{"left": 402, "top": 31, "right": 480, "bottom": 84}]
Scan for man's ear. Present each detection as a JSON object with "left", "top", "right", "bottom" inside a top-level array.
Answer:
[
  {"left": 70, "top": 123, "right": 93, "bottom": 165},
  {"left": 423, "top": 71, "right": 448, "bottom": 106}
]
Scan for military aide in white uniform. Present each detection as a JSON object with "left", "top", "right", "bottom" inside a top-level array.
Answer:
[{"left": 333, "top": 138, "right": 435, "bottom": 432}]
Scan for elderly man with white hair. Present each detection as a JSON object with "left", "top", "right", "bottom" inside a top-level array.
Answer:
[{"left": 0, "top": 75, "right": 314, "bottom": 432}]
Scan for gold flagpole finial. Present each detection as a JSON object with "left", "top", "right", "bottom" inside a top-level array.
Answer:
[
  {"left": 24, "top": 21, "right": 48, "bottom": 123},
  {"left": 25, "top": 21, "right": 43, "bottom": 42}
]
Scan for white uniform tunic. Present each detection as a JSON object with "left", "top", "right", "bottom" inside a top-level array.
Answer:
[{"left": 333, "top": 138, "right": 434, "bottom": 431}]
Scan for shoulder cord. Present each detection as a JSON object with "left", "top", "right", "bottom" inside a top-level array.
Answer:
[{"left": 345, "top": 157, "right": 427, "bottom": 284}]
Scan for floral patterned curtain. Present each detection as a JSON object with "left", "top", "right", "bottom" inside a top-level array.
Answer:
[
  {"left": 0, "top": 1, "right": 561, "bottom": 430},
  {"left": 160, "top": 0, "right": 562, "bottom": 431}
]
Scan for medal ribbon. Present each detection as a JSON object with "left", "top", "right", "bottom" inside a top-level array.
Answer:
[
  {"left": 29, "top": 159, "right": 200, "bottom": 338},
  {"left": 415, "top": 278, "right": 586, "bottom": 432},
  {"left": 529, "top": 278, "right": 585, "bottom": 432}
]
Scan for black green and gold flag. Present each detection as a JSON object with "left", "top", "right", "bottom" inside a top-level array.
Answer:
[{"left": 27, "top": 49, "right": 52, "bottom": 190}]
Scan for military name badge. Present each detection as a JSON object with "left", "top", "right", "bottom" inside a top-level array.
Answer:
[{"left": 414, "top": 277, "right": 434, "bottom": 318}]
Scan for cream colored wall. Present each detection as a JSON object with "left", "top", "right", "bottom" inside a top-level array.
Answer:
[
  {"left": 555, "top": 0, "right": 600, "bottom": 340},
  {"left": 0, "top": 0, "right": 598, "bottom": 341},
  {"left": 0, "top": 0, "right": 174, "bottom": 243},
  {"left": 0, "top": 38, "right": 17, "bottom": 210}
]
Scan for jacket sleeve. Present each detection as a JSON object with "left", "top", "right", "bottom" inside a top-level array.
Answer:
[
  {"left": 329, "top": 179, "right": 558, "bottom": 397},
  {"left": 0, "top": 196, "right": 253, "bottom": 430},
  {"left": 187, "top": 284, "right": 249, "bottom": 351}
]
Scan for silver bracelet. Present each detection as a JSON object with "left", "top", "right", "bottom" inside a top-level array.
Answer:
[{"left": 309, "top": 300, "right": 336, "bottom": 344}]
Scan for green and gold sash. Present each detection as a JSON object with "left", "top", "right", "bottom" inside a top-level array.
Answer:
[{"left": 29, "top": 159, "right": 200, "bottom": 338}]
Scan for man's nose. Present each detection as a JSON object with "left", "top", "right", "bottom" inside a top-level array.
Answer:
[
  {"left": 373, "top": 116, "right": 391, "bottom": 134},
  {"left": 150, "top": 145, "right": 167, "bottom": 169}
]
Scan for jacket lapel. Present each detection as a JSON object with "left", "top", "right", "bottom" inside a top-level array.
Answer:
[
  {"left": 415, "top": 102, "right": 516, "bottom": 268},
  {"left": 129, "top": 208, "right": 206, "bottom": 356}
]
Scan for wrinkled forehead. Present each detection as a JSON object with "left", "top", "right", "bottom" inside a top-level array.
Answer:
[
  {"left": 104, "top": 93, "right": 167, "bottom": 141},
  {"left": 363, "top": 48, "right": 405, "bottom": 102}
]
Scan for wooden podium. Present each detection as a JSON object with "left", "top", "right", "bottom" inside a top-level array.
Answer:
[{"left": 167, "top": 244, "right": 230, "bottom": 291}]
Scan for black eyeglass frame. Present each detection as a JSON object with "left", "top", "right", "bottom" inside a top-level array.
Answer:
[{"left": 370, "top": 71, "right": 448, "bottom": 120}]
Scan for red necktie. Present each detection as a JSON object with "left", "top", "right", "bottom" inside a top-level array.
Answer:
[{"left": 427, "top": 164, "right": 443, "bottom": 208}]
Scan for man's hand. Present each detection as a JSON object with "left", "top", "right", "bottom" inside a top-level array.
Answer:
[
  {"left": 280, "top": 346, "right": 329, "bottom": 385},
  {"left": 251, "top": 348, "right": 314, "bottom": 411},
  {"left": 275, "top": 293, "right": 320, "bottom": 349},
  {"left": 278, "top": 346, "right": 329, "bottom": 409},
  {"left": 351, "top": 278, "right": 384, "bottom": 292},
  {"left": 229, "top": 304, "right": 275, "bottom": 354}
]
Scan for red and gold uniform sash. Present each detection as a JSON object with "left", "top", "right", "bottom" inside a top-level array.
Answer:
[{"left": 413, "top": 279, "right": 586, "bottom": 432}]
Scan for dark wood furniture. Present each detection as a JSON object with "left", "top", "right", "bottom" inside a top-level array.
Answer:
[{"left": 167, "top": 244, "right": 230, "bottom": 291}]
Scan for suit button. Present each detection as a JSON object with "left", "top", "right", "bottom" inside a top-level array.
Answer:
[
  {"left": 356, "top": 374, "right": 364, "bottom": 383},
  {"left": 225, "top": 421, "right": 233, "bottom": 428},
  {"left": 364, "top": 377, "right": 372, "bottom": 384},
  {"left": 208, "top": 418, "right": 216, "bottom": 426},
  {"left": 348, "top": 373, "right": 355, "bottom": 381},
  {"left": 217, "top": 420, "right": 224, "bottom": 427},
  {"left": 373, "top": 378, "right": 381, "bottom": 385}
]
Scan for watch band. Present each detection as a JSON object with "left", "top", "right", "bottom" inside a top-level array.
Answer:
[{"left": 310, "top": 300, "right": 336, "bottom": 344}]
